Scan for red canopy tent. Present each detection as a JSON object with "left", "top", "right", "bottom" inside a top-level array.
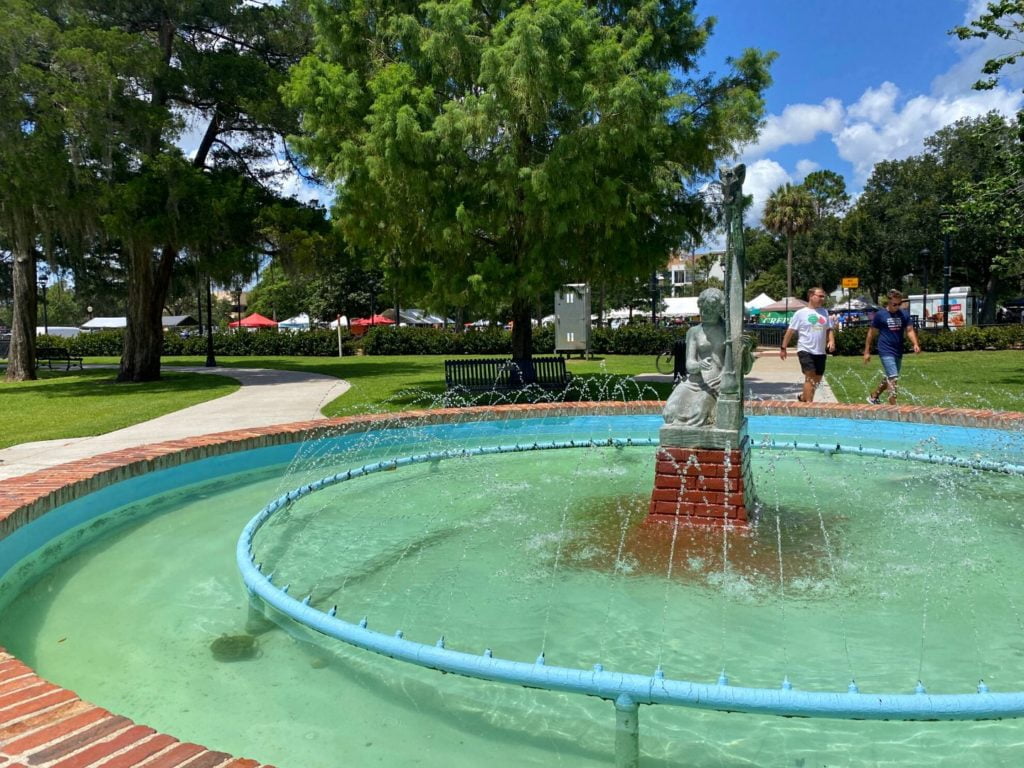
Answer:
[
  {"left": 350, "top": 314, "right": 394, "bottom": 327},
  {"left": 229, "top": 312, "right": 278, "bottom": 329}
]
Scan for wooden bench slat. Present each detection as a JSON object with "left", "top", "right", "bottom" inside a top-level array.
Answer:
[{"left": 445, "top": 357, "right": 570, "bottom": 393}]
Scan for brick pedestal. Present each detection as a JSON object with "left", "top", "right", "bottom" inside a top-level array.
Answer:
[{"left": 648, "top": 442, "right": 754, "bottom": 525}]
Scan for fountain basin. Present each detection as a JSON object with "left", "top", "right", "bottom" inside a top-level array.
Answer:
[{"left": 2, "top": 402, "right": 1024, "bottom": 767}]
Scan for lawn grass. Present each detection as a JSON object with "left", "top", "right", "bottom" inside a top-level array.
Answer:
[
  {"left": 4, "top": 349, "right": 1020, "bottom": 449},
  {"left": 826, "top": 350, "right": 1024, "bottom": 412},
  {"left": 0, "top": 369, "right": 239, "bottom": 449},
  {"left": 138, "top": 354, "right": 674, "bottom": 416}
]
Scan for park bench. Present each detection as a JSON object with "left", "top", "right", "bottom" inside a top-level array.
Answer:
[
  {"left": 444, "top": 356, "right": 572, "bottom": 393},
  {"left": 36, "top": 345, "right": 84, "bottom": 371}
]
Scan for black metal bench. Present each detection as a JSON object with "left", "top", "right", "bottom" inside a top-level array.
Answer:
[
  {"left": 36, "top": 345, "right": 84, "bottom": 371},
  {"left": 444, "top": 356, "right": 572, "bottom": 393}
]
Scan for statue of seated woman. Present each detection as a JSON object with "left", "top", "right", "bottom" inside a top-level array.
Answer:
[{"left": 663, "top": 287, "right": 754, "bottom": 427}]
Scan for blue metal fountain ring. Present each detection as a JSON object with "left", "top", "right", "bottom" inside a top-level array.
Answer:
[{"left": 237, "top": 437, "right": 1024, "bottom": 721}]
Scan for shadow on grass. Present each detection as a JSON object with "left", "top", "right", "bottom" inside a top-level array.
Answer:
[
  {"left": 0, "top": 369, "right": 236, "bottom": 399},
  {"left": 172, "top": 356, "right": 444, "bottom": 379}
]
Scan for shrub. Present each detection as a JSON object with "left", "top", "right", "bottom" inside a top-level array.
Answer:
[
  {"left": 833, "top": 324, "right": 1024, "bottom": 355},
  {"left": 61, "top": 329, "right": 356, "bottom": 358}
]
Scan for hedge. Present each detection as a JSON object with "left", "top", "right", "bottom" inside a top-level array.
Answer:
[
  {"left": 40, "top": 329, "right": 358, "bottom": 357},
  {"left": 834, "top": 323, "right": 1024, "bottom": 355},
  {"left": 34, "top": 322, "right": 1024, "bottom": 359}
]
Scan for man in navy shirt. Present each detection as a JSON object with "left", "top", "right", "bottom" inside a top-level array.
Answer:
[{"left": 863, "top": 289, "right": 922, "bottom": 404}]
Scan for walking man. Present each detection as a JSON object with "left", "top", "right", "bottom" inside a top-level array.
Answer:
[
  {"left": 780, "top": 287, "right": 835, "bottom": 403},
  {"left": 863, "top": 289, "right": 921, "bottom": 404}
]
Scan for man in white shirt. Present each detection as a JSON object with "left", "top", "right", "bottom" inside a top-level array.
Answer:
[{"left": 779, "top": 287, "right": 836, "bottom": 403}]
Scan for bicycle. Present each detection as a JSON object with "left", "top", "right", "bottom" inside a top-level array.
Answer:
[{"left": 655, "top": 348, "right": 675, "bottom": 374}]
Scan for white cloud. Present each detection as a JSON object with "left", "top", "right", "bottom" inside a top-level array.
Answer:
[
  {"left": 835, "top": 87, "right": 1023, "bottom": 182},
  {"left": 741, "top": 98, "right": 845, "bottom": 159},
  {"left": 794, "top": 159, "right": 820, "bottom": 181},
  {"left": 743, "top": 159, "right": 792, "bottom": 227},
  {"left": 847, "top": 81, "right": 900, "bottom": 123}
]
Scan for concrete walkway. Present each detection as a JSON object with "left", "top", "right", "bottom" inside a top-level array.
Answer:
[
  {"left": 633, "top": 350, "right": 838, "bottom": 403},
  {"left": 0, "top": 366, "right": 349, "bottom": 481}
]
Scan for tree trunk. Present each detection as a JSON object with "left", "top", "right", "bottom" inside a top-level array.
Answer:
[
  {"left": 118, "top": 245, "right": 176, "bottom": 382},
  {"left": 786, "top": 235, "right": 793, "bottom": 301},
  {"left": 981, "top": 271, "right": 999, "bottom": 324},
  {"left": 5, "top": 247, "right": 37, "bottom": 382},
  {"left": 510, "top": 297, "right": 533, "bottom": 360}
]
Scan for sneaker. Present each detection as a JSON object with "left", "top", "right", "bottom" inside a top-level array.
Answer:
[{"left": 866, "top": 396, "right": 881, "bottom": 405}]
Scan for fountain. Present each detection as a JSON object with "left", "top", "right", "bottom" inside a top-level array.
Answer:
[
  {"left": 2, "top": 168, "right": 1024, "bottom": 766},
  {"left": 653, "top": 165, "right": 757, "bottom": 525},
  {"left": 2, "top": 396, "right": 1024, "bottom": 765}
]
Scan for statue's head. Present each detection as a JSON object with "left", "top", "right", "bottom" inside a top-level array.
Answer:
[
  {"left": 719, "top": 164, "right": 746, "bottom": 204},
  {"left": 697, "top": 287, "right": 726, "bottom": 319}
]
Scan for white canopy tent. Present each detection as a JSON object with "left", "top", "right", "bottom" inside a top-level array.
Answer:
[
  {"left": 744, "top": 293, "right": 775, "bottom": 310},
  {"left": 662, "top": 296, "right": 701, "bottom": 318},
  {"left": 278, "top": 313, "right": 313, "bottom": 331},
  {"left": 81, "top": 317, "right": 127, "bottom": 331},
  {"left": 328, "top": 316, "right": 349, "bottom": 329}
]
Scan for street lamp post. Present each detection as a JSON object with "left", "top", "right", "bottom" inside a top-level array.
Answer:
[
  {"left": 940, "top": 213, "right": 952, "bottom": 332},
  {"left": 649, "top": 271, "right": 659, "bottom": 326},
  {"left": 919, "top": 248, "right": 930, "bottom": 330},
  {"left": 38, "top": 279, "right": 49, "bottom": 336},
  {"left": 205, "top": 276, "right": 216, "bottom": 367}
]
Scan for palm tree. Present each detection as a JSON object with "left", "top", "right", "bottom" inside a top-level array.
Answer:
[{"left": 762, "top": 184, "right": 817, "bottom": 311}]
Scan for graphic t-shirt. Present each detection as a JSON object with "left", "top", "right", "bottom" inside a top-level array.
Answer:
[
  {"left": 787, "top": 307, "right": 832, "bottom": 355},
  {"left": 871, "top": 309, "right": 911, "bottom": 357}
]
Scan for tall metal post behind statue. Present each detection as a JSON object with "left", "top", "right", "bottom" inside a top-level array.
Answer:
[{"left": 649, "top": 165, "right": 757, "bottom": 526}]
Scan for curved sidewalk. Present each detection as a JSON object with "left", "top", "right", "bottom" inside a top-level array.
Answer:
[{"left": 0, "top": 367, "right": 349, "bottom": 481}]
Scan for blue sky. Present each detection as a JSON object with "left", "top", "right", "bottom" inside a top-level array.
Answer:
[{"left": 699, "top": 0, "right": 1024, "bottom": 225}]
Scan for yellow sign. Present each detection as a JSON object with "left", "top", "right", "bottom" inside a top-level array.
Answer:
[{"left": 841, "top": 277, "right": 859, "bottom": 289}]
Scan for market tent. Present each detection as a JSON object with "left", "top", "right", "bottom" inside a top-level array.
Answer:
[
  {"left": 81, "top": 317, "right": 127, "bottom": 331},
  {"left": 662, "top": 296, "right": 701, "bottom": 317},
  {"left": 163, "top": 315, "right": 197, "bottom": 328},
  {"left": 744, "top": 292, "right": 775, "bottom": 310},
  {"left": 832, "top": 298, "right": 879, "bottom": 311},
  {"left": 382, "top": 308, "right": 453, "bottom": 326},
  {"left": 278, "top": 313, "right": 312, "bottom": 331},
  {"left": 229, "top": 312, "right": 278, "bottom": 329},
  {"left": 755, "top": 297, "right": 807, "bottom": 325},
  {"left": 758, "top": 297, "right": 807, "bottom": 312},
  {"left": 328, "top": 315, "right": 348, "bottom": 329},
  {"left": 350, "top": 314, "right": 394, "bottom": 327}
]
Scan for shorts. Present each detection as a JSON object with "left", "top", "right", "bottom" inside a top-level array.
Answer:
[
  {"left": 797, "top": 351, "right": 827, "bottom": 376},
  {"left": 880, "top": 354, "right": 902, "bottom": 379}
]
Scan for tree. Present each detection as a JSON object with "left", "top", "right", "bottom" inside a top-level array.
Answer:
[
  {"left": 69, "top": 0, "right": 313, "bottom": 381},
  {"left": 761, "top": 184, "right": 816, "bottom": 303},
  {"left": 0, "top": 0, "right": 151, "bottom": 380},
  {"left": 802, "top": 170, "right": 850, "bottom": 218},
  {"left": 844, "top": 113, "right": 1021, "bottom": 312},
  {"left": 949, "top": 114, "right": 1024, "bottom": 316},
  {"left": 953, "top": 2, "right": 1024, "bottom": 92},
  {"left": 286, "top": 0, "right": 773, "bottom": 359}
]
